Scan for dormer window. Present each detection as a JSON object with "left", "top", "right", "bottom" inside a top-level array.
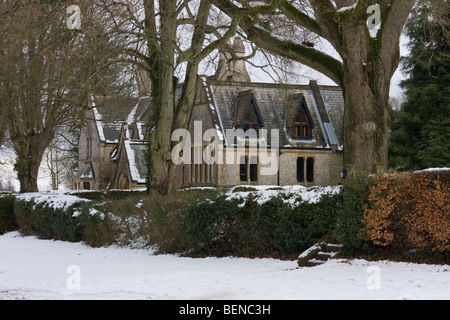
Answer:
[
  {"left": 235, "top": 90, "right": 264, "bottom": 138},
  {"left": 286, "top": 94, "right": 314, "bottom": 140},
  {"left": 241, "top": 104, "right": 261, "bottom": 133},
  {"left": 293, "top": 109, "right": 312, "bottom": 139}
]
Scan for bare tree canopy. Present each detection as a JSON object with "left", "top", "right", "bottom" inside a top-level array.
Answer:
[
  {"left": 97, "top": 0, "right": 247, "bottom": 193},
  {"left": 0, "top": 0, "right": 130, "bottom": 192}
]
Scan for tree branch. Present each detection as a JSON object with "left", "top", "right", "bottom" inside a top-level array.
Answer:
[
  {"left": 210, "top": 0, "right": 344, "bottom": 85},
  {"left": 379, "top": 0, "right": 416, "bottom": 77},
  {"left": 279, "top": 0, "right": 323, "bottom": 37}
]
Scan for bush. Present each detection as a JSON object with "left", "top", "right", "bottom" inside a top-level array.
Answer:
[
  {"left": 0, "top": 194, "right": 17, "bottom": 234},
  {"left": 362, "top": 172, "right": 450, "bottom": 253},
  {"left": 102, "top": 188, "right": 221, "bottom": 252},
  {"left": 14, "top": 198, "right": 35, "bottom": 235},
  {"left": 14, "top": 197, "right": 116, "bottom": 247},
  {"left": 181, "top": 192, "right": 342, "bottom": 259},
  {"left": 334, "top": 173, "right": 376, "bottom": 254}
]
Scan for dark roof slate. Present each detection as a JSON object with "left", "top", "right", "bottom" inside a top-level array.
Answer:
[
  {"left": 234, "top": 90, "right": 265, "bottom": 128},
  {"left": 206, "top": 80, "right": 344, "bottom": 149},
  {"left": 75, "top": 163, "right": 95, "bottom": 180}
]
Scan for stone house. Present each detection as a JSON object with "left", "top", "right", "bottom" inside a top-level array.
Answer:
[
  {"left": 74, "top": 38, "right": 345, "bottom": 190},
  {"left": 74, "top": 95, "right": 150, "bottom": 190},
  {"left": 183, "top": 38, "right": 345, "bottom": 188}
]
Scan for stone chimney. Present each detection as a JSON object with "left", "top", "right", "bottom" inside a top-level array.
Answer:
[
  {"left": 137, "top": 69, "right": 151, "bottom": 96},
  {"left": 214, "top": 37, "right": 251, "bottom": 82}
]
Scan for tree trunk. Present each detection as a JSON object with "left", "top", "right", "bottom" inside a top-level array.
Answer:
[
  {"left": 341, "top": 25, "right": 392, "bottom": 175},
  {"left": 145, "top": 0, "right": 215, "bottom": 194},
  {"left": 150, "top": 74, "right": 174, "bottom": 194},
  {"left": 13, "top": 134, "right": 52, "bottom": 193},
  {"left": 342, "top": 66, "right": 391, "bottom": 175},
  {"left": 148, "top": 0, "right": 177, "bottom": 194}
]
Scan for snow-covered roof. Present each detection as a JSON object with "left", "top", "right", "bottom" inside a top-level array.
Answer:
[
  {"left": 124, "top": 141, "right": 147, "bottom": 184},
  {"left": 91, "top": 96, "right": 151, "bottom": 143},
  {"left": 75, "top": 163, "right": 95, "bottom": 180}
]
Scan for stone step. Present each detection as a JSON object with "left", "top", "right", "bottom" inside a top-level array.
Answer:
[
  {"left": 316, "top": 251, "right": 334, "bottom": 261},
  {"left": 326, "top": 243, "right": 343, "bottom": 253},
  {"left": 299, "top": 242, "right": 344, "bottom": 268},
  {"left": 305, "top": 259, "right": 326, "bottom": 267}
]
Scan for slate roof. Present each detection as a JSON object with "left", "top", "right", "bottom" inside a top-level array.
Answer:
[
  {"left": 92, "top": 96, "right": 151, "bottom": 143},
  {"left": 94, "top": 96, "right": 151, "bottom": 123},
  {"left": 204, "top": 80, "right": 344, "bottom": 149},
  {"left": 234, "top": 90, "right": 265, "bottom": 128},
  {"left": 124, "top": 141, "right": 148, "bottom": 184},
  {"left": 75, "top": 163, "right": 94, "bottom": 180}
]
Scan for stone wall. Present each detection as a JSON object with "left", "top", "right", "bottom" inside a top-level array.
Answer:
[
  {"left": 279, "top": 149, "right": 343, "bottom": 186},
  {"left": 215, "top": 148, "right": 343, "bottom": 187},
  {"left": 77, "top": 110, "right": 118, "bottom": 190}
]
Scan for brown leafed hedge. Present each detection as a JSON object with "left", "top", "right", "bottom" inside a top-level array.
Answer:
[{"left": 361, "top": 171, "right": 450, "bottom": 253}]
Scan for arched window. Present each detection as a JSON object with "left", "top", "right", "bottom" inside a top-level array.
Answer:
[
  {"left": 118, "top": 172, "right": 129, "bottom": 190},
  {"left": 241, "top": 105, "right": 261, "bottom": 133},
  {"left": 287, "top": 94, "right": 314, "bottom": 140},
  {"left": 235, "top": 90, "right": 264, "bottom": 138},
  {"left": 293, "top": 109, "right": 312, "bottom": 139}
]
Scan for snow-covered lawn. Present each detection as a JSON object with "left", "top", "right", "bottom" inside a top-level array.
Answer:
[{"left": 0, "top": 232, "right": 449, "bottom": 300}]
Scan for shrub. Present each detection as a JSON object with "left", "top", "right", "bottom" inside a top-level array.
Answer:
[
  {"left": 362, "top": 172, "right": 450, "bottom": 253},
  {"left": 0, "top": 194, "right": 17, "bottom": 234},
  {"left": 181, "top": 192, "right": 342, "bottom": 259},
  {"left": 334, "top": 173, "right": 376, "bottom": 254},
  {"left": 77, "top": 204, "right": 118, "bottom": 248},
  {"left": 102, "top": 188, "right": 221, "bottom": 252},
  {"left": 14, "top": 198, "right": 36, "bottom": 235},
  {"left": 14, "top": 197, "right": 117, "bottom": 247}
]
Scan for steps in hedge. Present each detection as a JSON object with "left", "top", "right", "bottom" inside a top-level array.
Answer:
[
  {"left": 326, "top": 243, "right": 343, "bottom": 253},
  {"left": 298, "top": 243, "right": 343, "bottom": 267}
]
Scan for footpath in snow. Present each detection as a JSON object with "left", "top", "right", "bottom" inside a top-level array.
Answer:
[{"left": 0, "top": 232, "right": 449, "bottom": 300}]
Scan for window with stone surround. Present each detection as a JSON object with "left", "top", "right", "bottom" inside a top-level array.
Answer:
[
  {"left": 190, "top": 147, "right": 213, "bottom": 184},
  {"left": 297, "top": 157, "right": 315, "bottom": 183},
  {"left": 240, "top": 155, "right": 258, "bottom": 183}
]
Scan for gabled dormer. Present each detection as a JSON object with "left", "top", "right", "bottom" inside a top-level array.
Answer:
[
  {"left": 286, "top": 94, "right": 314, "bottom": 140},
  {"left": 234, "top": 90, "right": 264, "bottom": 136}
]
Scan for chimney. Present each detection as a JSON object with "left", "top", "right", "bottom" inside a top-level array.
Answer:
[
  {"left": 137, "top": 69, "right": 151, "bottom": 96},
  {"left": 214, "top": 37, "right": 251, "bottom": 82}
]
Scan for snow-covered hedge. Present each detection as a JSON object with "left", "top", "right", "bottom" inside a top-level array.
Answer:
[
  {"left": 13, "top": 191, "right": 114, "bottom": 246},
  {"left": 181, "top": 188, "right": 343, "bottom": 258}
]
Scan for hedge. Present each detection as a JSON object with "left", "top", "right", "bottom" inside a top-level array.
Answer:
[
  {"left": 13, "top": 197, "right": 116, "bottom": 247},
  {"left": 181, "top": 192, "right": 343, "bottom": 259},
  {"left": 334, "top": 170, "right": 450, "bottom": 261},
  {"left": 362, "top": 171, "right": 450, "bottom": 253},
  {"left": 0, "top": 194, "right": 17, "bottom": 234}
]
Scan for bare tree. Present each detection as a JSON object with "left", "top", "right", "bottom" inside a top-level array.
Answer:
[
  {"left": 44, "top": 135, "right": 78, "bottom": 190},
  {"left": 98, "top": 0, "right": 243, "bottom": 193},
  {"left": 0, "top": 0, "right": 129, "bottom": 192},
  {"left": 210, "top": 0, "right": 418, "bottom": 176}
]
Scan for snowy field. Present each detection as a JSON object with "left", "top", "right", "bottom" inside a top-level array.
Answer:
[{"left": 0, "top": 232, "right": 449, "bottom": 300}]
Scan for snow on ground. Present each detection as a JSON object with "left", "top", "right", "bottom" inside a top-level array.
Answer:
[{"left": 0, "top": 232, "right": 449, "bottom": 300}]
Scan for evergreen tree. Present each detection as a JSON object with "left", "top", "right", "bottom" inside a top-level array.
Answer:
[{"left": 389, "top": 1, "right": 450, "bottom": 170}]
